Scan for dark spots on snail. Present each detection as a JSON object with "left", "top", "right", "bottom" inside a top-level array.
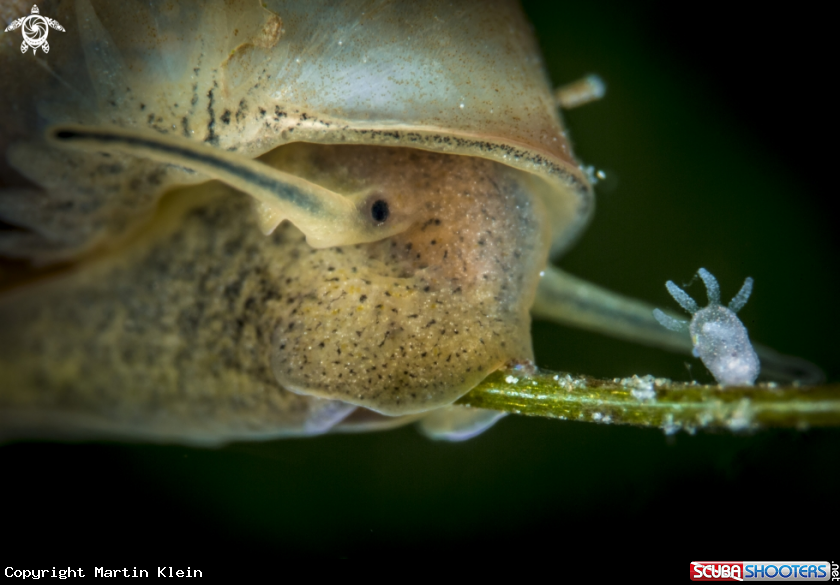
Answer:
[
  {"left": 371, "top": 199, "right": 389, "bottom": 223},
  {"left": 220, "top": 110, "right": 231, "bottom": 125},
  {"left": 147, "top": 169, "right": 165, "bottom": 186},
  {"left": 181, "top": 117, "right": 190, "bottom": 137},
  {"left": 224, "top": 281, "right": 242, "bottom": 303},
  {"left": 420, "top": 218, "right": 441, "bottom": 230},
  {"left": 235, "top": 99, "right": 248, "bottom": 124},
  {"left": 139, "top": 103, "right": 145, "bottom": 110},
  {"left": 95, "top": 163, "right": 124, "bottom": 175},
  {"left": 204, "top": 82, "right": 219, "bottom": 145}
]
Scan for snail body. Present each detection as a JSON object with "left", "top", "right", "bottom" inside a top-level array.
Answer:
[
  {"left": 1, "top": 141, "right": 549, "bottom": 441},
  {"left": 0, "top": 0, "right": 590, "bottom": 442},
  {"left": 0, "top": 0, "right": 809, "bottom": 443}
]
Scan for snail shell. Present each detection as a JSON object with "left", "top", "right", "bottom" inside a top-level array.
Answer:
[
  {"left": 0, "top": 0, "right": 593, "bottom": 443},
  {"left": 0, "top": 0, "right": 591, "bottom": 261}
]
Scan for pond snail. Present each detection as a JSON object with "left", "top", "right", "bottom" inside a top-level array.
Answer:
[{"left": 0, "top": 0, "right": 816, "bottom": 444}]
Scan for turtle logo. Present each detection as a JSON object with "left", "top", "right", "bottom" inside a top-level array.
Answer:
[{"left": 4, "top": 5, "right": 65, "bottom": 55}]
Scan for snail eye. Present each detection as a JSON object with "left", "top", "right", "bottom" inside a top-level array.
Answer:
[{"left": 370, "top": 199, "right": 390, "bottom": 223}]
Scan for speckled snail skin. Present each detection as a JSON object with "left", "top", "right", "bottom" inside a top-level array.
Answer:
[
  {"left": 0, "top": 0, "right": 590, "bottom": 442},
  {"left": 0, "top": 0, "right": 807, "bottom": 444}
]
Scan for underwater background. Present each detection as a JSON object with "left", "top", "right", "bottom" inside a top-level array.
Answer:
[{"left": 3, "top": 0, "right": 836, "bottom": 563}]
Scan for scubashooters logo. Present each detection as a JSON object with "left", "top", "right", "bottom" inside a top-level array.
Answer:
[
  {"left": 4, "top": 5, "right": 65, "bottom": 54},
  {"left": 690, "top": 561, "right": 834, "bottom": 581}
]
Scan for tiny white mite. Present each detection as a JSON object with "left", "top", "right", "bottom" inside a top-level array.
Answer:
[{"left": 653, "top": 268, "right": 760, "bottom": 386}]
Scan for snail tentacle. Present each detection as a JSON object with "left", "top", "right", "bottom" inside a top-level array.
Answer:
[
  {"left": 554, "top": 74, "right": 607, "bottom": 110},
  {"left": 47, "top": 125, "right": 408, "bottom": 249}
]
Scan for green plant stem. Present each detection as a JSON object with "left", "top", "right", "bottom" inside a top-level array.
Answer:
[{"left": 457, "top": 368, "right": 840, "bottom": 433}]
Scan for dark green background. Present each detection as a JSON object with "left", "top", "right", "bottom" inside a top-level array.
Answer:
[{"left": 3, "top": 1, "right": 836, "bottom": 564}]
